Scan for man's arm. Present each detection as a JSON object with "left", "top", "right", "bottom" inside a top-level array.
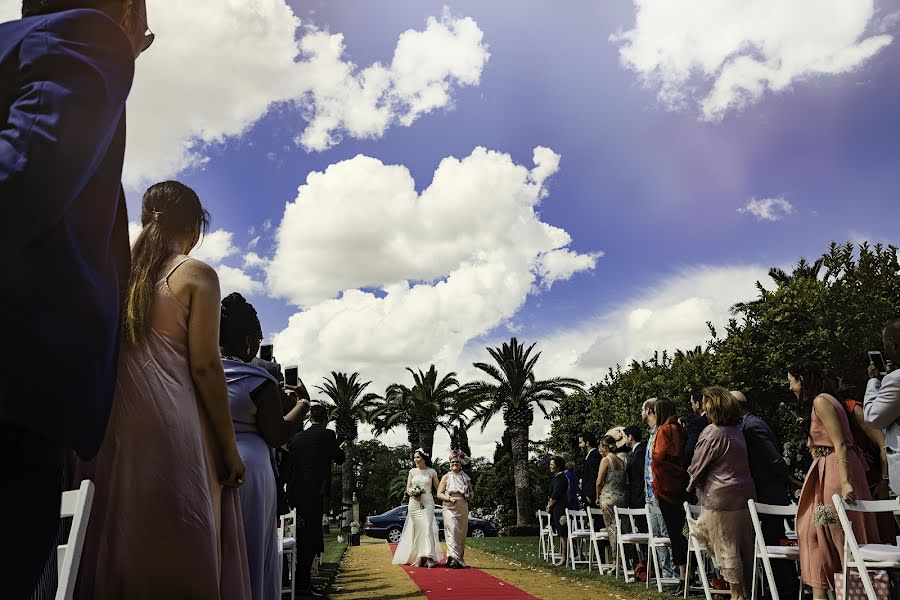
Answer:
[
  {"left": 0, "top": 11, "right": 134, "bottom": 262},
  {"left": 864, "top": 374, "right": 900, "bottom": 430}
]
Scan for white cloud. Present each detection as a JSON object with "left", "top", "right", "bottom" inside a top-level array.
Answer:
[
  {"left": 738, "top": 196, "right": 795, "bottom": 222},
  {"left": 121, "top": 0, "right": 302, "bottom": 189},
  {"left": 59, "top": 0, "right": 486, "bottom": 188},
  {"left": 268, "top": 147, "right": 599, "bottom": 457},
  {"left": 268, "top": 146, "right": 586, "bottom": 306},
  {"left": 243, "top": 252, "right": 269, "bottom": 269},
  {"left": 612, "top": 0, "right": 892, "bottom": 120},
  {"left": 294, "top": 9, "right": 489, "bottom": 151},
  {"left": 190, "top": 229, "right": 238, "bottom": 263},
  {"left": 217, "top": 265, "right": 265, "bottom": 296},
  {"left": 536, "top": 249, "right": 604, "bottom": 289}
]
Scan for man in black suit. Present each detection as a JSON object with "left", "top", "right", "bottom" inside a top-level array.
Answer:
[
  {"left": 289, "top": 404, "right": 346, "bottom": 597},
  {"left": 733, "top": 390, "right": 797, "bottom": 599},
  {"left": 683, "top": 388, "right": 709, "bottom": 463},
  {"left": 578, "top": 432, "right": 601, "bottom": 507},
  {"left": 622, "top": 426, "right": 647, "bottom": 511},
  {"left": 0, "top": 1, "right": 150, "bottom": 593}
]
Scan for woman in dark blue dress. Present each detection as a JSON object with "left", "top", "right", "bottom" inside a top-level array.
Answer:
[{"left": 546, "top": 456, "right": 569, "bottom": 566}]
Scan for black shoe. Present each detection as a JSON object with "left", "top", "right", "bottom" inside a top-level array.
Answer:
[
  {"left": 669, "top": 582, "right": 686, "bottom": 597},
  {"left": 296, "top": 587, "right": 327, "bottom": 598}
]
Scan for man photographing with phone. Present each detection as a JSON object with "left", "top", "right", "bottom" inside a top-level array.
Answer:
[{"left": 864, "top": 316, "right": 900, "bottom": 494}]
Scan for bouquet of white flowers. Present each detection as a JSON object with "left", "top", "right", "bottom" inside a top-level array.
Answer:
[{"left": 409, "top": 483, "right": 426, "bottom": 509}]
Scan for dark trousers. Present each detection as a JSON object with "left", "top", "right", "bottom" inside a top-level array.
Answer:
[
  {"left": 295, "top": 496, "right": 325, "bottom": 592},
  {"left": 761, "top": 514, "right": 799, "bottom": 598},
  {"left": 0, "top": 426, "right": 64, "bottom": 600},
  {"left": 658, "top": 497, "right": 688, "bottom": 568}
]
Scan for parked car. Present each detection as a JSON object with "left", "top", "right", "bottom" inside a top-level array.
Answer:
[{"left": 365, "top": 505, "right": 499, "bottom": 543}]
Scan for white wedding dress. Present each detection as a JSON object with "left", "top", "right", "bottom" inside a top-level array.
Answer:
[{"left": 392, "top": 467, "right": 443, "bottom": 565}]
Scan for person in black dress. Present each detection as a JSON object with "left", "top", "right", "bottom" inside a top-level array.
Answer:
[{"left": 546, "top": 456, "right": 569, "bottom": 566}]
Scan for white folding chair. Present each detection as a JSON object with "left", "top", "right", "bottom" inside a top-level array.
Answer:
[
  {"left": 585, "top": 507, "right": 614, "bottom": 572},
  {"left": 279, "top": 509, "right": 298, "bottom": 600},
  {"left": 56, "top": 480, "right": 95, "bottom": 600},
  {"left": 614, "top": 506, "right": 649, "bottom": 582},
  {"left": 747, "top": 500, "right": 801, "bottom": 600},
  {"left": 832, "top": 494, "right": 900, "bottom": 600},
  {"left": 683, "top": 502, "right": 729, "bottom": 600},
  {"left": 565, "top": 509, "right": 593, "bottom": 569},
  {"left": 537, "top": 510, "right": 558, "bottom": 562},
  {"left": 645, "top": 504, "right": 680, "bottom": 592}
]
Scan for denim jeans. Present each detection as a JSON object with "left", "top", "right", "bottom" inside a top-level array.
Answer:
[{"left": 647, "top": 496, "right": 677, "bottom": 579}]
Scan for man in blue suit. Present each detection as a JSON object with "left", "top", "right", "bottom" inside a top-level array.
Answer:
[{"left": 0, "top": 1, "right": 151, "bottom": 594}]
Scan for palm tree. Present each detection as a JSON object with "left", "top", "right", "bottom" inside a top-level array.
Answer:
[
  {"left": 316, "top": 372, "right": 380, "bottom": 514},
  {"left": 460, "top": 337, "right": 583, "bottom": 526},
  {"left": 369, "top": 365, "right": 458, "bottom": 458},
  {"left": 406, "top": 365, "right": 458, "bottom": 457},
  {"left": 369, "top": 383, "right": 419, "bottom": 458}
]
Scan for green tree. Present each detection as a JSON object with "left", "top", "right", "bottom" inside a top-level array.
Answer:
[
  {"left": 370, "top": 365, "right": 458, "bottom": 458},
  {"left": 316, "top": 372, "right": 380, "bottom": 512},
  {"left": 548, "top": 242, "right": 900, "bottom": 479},
  {"left": 461, "top": 337, "right": 583, "bottom": 526},
  {"left": 353, "top": 440, "right": 411, "bottom": 517}
]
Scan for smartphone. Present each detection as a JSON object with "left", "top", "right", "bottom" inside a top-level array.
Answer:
[
  {"left": 869, "top": 351, "right": 887, "bottom": 375},
  {"left": 259, "top": 344, "right": 274, "bottom": 362},
  {"left": 284, "top": 365, "right": 299, "bottom": 387}
]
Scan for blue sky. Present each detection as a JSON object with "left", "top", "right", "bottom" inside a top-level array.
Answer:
[{"left": 4, "top": 0, "right": 897, "bottom": 454}]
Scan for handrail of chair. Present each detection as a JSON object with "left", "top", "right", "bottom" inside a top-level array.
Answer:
[
  {"left": 615, "top": 507, "right": 648, "bottom": 515},
  {"left": 750, "top": 500, "right": 799, "bottom": 516},
  {"left": 830, "top": 496, "right": 900, "bottom": 514}
]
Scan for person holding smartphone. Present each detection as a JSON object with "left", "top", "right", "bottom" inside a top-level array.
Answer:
[{"left": 864, "top": 317, "right": 900, "bottom": 495}]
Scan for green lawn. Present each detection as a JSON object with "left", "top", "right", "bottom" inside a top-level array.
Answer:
[
  {"left": 467, "top": 536, "right": 704, "bottom": 600},
  {"left": 312, "top": 532, "right": 347, "bottom": 590}
]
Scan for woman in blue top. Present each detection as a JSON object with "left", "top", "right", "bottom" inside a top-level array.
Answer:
[{"left": 220, "top": 293, "right": 310, "bottom": 599}]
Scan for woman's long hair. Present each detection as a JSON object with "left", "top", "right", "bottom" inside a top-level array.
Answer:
[
  {"left": 788, "top": 360, "right": 841, "bottom": 406},
  {"left": 122, "top": 181, "right": 209, "bottom": 345}
]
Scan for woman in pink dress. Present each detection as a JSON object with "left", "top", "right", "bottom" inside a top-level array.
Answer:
[
  {"left": 76, "top": 181, "right": 251, "bottom": 598},
  {"left": 790, "top": 360, "right": 878, "bottom": 598}
]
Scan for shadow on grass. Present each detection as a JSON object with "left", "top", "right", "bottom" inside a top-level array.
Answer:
[{"left": 468, "top": 537, "right": 705, "bottom": 600}]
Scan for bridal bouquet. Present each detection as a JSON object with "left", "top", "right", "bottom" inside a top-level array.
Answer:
[{"left": 409, "top": 483, "right": 426, "bottom": 509}]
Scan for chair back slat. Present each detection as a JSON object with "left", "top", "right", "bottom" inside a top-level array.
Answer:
[{"left": 56, "top": 480, "right": 95, "bottom": 600}]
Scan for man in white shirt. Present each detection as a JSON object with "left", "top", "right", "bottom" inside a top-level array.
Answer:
[{"left": 864, "top": 317, "right": 900, "bottom": 494}]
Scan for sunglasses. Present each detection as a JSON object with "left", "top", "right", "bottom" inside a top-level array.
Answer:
[{"left": 450, "top": 461, "right": 460, "bottom": 465}]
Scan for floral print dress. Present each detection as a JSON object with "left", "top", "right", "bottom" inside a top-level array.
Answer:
[{"left": 599, "top": 458, "right": 627, "bottom": 564}]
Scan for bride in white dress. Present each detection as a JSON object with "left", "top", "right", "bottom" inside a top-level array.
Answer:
[{"left": 392, "top": 449, "right": 443, "bottom": 567}]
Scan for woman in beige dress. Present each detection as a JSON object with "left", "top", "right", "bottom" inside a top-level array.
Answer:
[
  {"left": 437, "top": 450, "right": 474, "bottom": 568},
  {"left": 76, "top": 181, "right": 250, "bottom": 599}
]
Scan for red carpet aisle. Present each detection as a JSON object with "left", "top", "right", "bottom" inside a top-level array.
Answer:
[{"left": 390, "top": 543, "right": 539, "bottom": 600}]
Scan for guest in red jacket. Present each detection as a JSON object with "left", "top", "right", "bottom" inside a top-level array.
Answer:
[{"left": 648, "top": 397, "right": 690, "bottom": 596}]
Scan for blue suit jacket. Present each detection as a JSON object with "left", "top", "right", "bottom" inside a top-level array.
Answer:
[{"left": 0, "top": 9, "right": 134, "bottom": 459}]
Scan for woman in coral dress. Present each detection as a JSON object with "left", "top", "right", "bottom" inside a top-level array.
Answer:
[{"left": 790, "top": 360, "right": 878, "bottom": 598}]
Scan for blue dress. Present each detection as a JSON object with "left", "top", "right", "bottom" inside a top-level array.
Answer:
[{"left": 224, "top": 359, "right": 280, "bottom": 600}]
